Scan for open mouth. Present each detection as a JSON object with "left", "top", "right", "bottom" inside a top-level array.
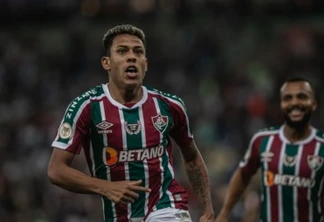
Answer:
[
  {"left": 125, "top": 66, "right": 138, "bottom": 78},
  {"left": 288, "top": 107, "right": 305, "bottom": 118}
]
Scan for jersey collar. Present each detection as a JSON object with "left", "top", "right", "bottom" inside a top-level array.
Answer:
[
  {"left": 102, "top": 84, "right": 148, "bottom": 109},
  {"left": 279, "top": 125, "right": 316, "bottom": 145}
]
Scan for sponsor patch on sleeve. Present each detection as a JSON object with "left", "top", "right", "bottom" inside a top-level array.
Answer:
[{"left": 59, "top": 122, "right": 73, "bottom": 139}]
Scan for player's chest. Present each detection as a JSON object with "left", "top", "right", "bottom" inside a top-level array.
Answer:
[
  {"left": 90, "top": 104, "right": 173, "bottom": 147},
  {"left": 260, "top": 144, "right": 324, "bottom": 178}
]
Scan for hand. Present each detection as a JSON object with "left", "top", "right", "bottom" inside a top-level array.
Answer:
[
  {"left": 214, "top": 213, "right": 228, "bottom": 222},
  {"left": 100, "top": 180, "right": 151, "bottom": 204},
  {"left": 199, "top": 212, "right": 215, "bottom": 222}
]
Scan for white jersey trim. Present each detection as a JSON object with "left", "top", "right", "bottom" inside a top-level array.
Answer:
[
  {"left": 279, "top": 125, "right": 316, "bottom": 145},
  {"left": 102, "top": 83, "right": 148, "bottom": 109}
]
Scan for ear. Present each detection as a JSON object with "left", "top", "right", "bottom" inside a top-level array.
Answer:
[
  {"left": 101, "top": 56, "right": 111, "bottom": 71},
  {"left": 145, "top": 58, "right": 148, "bottom": 72},
  {"left": 312, "top": 99, "right": 318, "bottom": 111}
]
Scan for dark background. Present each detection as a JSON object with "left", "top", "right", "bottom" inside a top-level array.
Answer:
[{"left": 1, "top": 1, "right": 324, "bottom": 221}]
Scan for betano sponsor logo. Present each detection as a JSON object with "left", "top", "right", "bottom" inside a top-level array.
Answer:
[
  {"left": 264, "top": 170, "right": 315, "bottom": 188},
  {"left": 103, "top": 145, "right": 164, "bottom": 166}
]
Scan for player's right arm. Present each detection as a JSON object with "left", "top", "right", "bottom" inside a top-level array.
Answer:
[
  {"left": 48, "top": 148, "right": 151, "bottom": 204},
  {"left": 215, "top": 133, "right": 262, "bottom": 222}
]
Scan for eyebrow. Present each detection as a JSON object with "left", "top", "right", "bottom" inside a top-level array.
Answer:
[
  {"left": 281, "top": 91, "right": 310, "bottom": 97},
  {"left": 116, "top": 45, "right": 144, "bottom": 49}
]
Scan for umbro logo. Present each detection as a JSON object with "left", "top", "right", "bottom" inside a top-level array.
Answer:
[{"left": 96, "top": 121, "right": 113, "bottom": 134}]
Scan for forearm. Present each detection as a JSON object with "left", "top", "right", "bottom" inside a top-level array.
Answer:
[
  {"left": 48, "top": 163, "right": 104, "bottom": 195},
  {"left": 219, "top": 168, "right": 251, "bottom": 216},
  {"left": 184, "top": 152, "right": 213, "bottom": 213}
]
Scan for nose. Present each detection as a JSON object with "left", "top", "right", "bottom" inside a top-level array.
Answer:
[
  {"left": 290, "top": 96, "right": 299, "bottom": 105},
  {"left": 126, "top": 51, "right": 137, "bottom": 63},
  {"left": 127, "top": 57, "right": 136, "bottom": 63}
]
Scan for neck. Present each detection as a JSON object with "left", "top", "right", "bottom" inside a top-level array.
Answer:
[
  {"left": 108, "top": 83, "right": 143, "bottom": 104},
  {"left": 283, "top": 124, "right": 312, "bottom": 143}
]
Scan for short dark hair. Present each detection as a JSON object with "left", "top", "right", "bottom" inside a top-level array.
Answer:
[
  {"left": 284, "top": 76, "right": 312, "bottom": 85},
  {"left": 282, "top": 76, "right": 316, "bottom": 98},
  {"left": 102, "top": 24, "right": 146, "bottom": 56}
]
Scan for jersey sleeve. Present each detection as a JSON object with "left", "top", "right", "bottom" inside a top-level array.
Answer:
[
  {"left": 51, "top": 95, "right": 91, "bottom": 154},
  {"left": 168, "top": 97, "right": 194, "bottom": 148},
  {"left": 239, "top": 134, "right": 263, "bottom": 176}
]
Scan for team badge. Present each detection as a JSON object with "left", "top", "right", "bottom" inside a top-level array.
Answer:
[
  {"left": 152, "top": 114, "right": 168, "bottom": 134},
  {"left": 124, "top": 121, "right": 141, "bottom": 135},
  {"left": 59, "top": 122, "right": 72, "bottom": 139},
  {"left": 284, "top": 155, "right": 297, "bottom": 167},
  {"left": 307, "top": 155, "right": 324, "bottom": 171}
]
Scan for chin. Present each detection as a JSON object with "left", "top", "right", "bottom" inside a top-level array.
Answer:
[
  {"left": 124, "top": 82, "right": 141, "bottom": 90},
  {"left": 284, "top": 113, "right": 312, "bottom": 129}
]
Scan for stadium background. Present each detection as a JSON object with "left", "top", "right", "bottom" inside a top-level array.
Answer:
[{"left": 1, "top": 0, "right": 324, "bottom": 221}]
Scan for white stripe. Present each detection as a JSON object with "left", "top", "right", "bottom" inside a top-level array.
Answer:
[
  {"left": 264, "top": 136, "right": 274, "bottom": 222},
  {"left": 119, "top": 108, "right": 131, "bottom": 219},
  {"left": 99, "top": 101, "right": 108, "bottom": 147},
  {"left": 154, "top": 156, "right": 164, "bottom": 212},
  {"left": 166, "top": 150, "right": 175, "bottom": 208},
  {"left": 278, "top": 141, "right": 286, "bottom": 222},
  {"left": 315, "top": 143, "right": 324, "bottom": 221},
  {"left": 138, "top": 106, "right": 149, "bottom": 215},
  {"left": 153, "top": 98, "right": 163, "bottom": 211},
  {"left": 294, "top": 145, "right": 303, "bottom": 221},
  {"left": 310, "top": 142, "right": 320, "bottom": 222},
  {"left": 99, "top": 101, "right": 117, "bottom": 221}
]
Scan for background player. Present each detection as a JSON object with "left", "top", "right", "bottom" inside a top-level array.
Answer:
[{"left": 215, "top": 77, "right": 324, "bottom": 222}]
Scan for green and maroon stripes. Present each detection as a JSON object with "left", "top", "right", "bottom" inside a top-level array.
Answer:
[
  {"left": 152, "top": 96, "right": 175, "bottom": 211},
  {"left": 254, "top": 128, "right": 324, "bottom": 222},
  {"left": 310, "top": 142, "right": 324, "bottom": 222},
  {"left": 143, "top": 97, "right": 165, "bottom": 215},
  {"left": 299, "top": 139, "right": 317, "bottom": 222},
  {"left": 56, "top": 85, "right": 192, "bottom": 221},
  {"left": 281, "top": 144, "right": 299, "bottom": 222},
  {"left": 122, "top": 107, "right": 146, "bottom": 219}
]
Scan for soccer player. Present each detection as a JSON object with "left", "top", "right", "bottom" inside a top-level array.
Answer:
[
  {"left": 215, "top": 77, "right": 324, "bottom": 222},
  {"left": 47, "top": 24, "right": 214, "bottom": 222}
]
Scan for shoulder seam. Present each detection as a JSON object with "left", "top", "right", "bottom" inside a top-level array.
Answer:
[{"left": 250, "top": 129, "right": 279, "bottom": 143}]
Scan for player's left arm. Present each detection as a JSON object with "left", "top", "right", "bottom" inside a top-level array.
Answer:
[
  {"left": 179, "top": 139, "right": 214, "bottom": 221},
  {"left": 167, "top": 94, "right": 214, "bottom": 221}
]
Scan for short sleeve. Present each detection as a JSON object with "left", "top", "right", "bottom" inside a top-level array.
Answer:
[
  {"left": 51, "top": 95, "right": 91, "bottom": 154},
  {"left": 239, "top": 134, "right": 263, "bottom": 176}
]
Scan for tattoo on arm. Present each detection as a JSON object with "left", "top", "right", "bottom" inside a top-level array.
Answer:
[{"left": 185, "top": 155, "right": 212, "bottom": 210}]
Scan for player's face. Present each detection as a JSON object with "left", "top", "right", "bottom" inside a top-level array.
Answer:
[
  {"left": 101, "top": 34, "right": 148, "bottom": 90},
  {"left": 280, "top": 81, "right": 317, "bottom": 129}
]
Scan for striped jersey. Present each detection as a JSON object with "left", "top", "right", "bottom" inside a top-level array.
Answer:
[
  {"left": 240, "top": 126, "right": 324, "bottom": 222},
  {"left": 51, "top": 84, "right": 193, "bottom": 222}
]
